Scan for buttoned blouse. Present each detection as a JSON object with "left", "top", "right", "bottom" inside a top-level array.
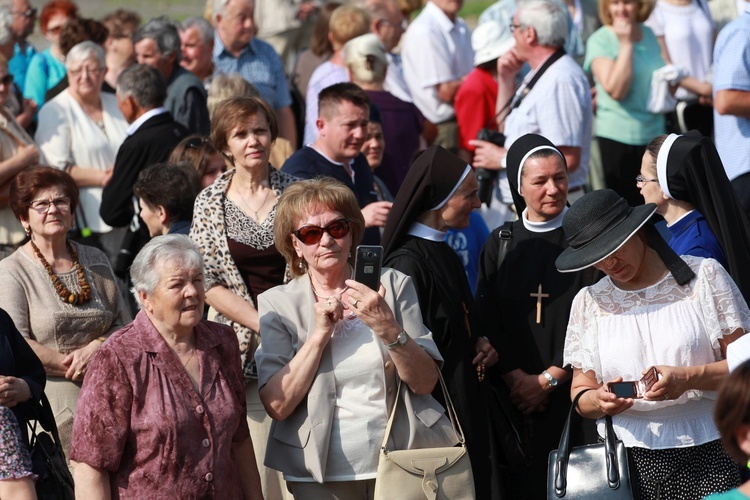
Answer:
[{"left": 70, "top": 311, "right": 249, "bottom": 499}]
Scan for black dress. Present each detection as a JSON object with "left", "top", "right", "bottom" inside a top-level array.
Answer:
[
  {"left": 476, "top": 221, "right": 598, "bottom": 499},
  {"left": 0, "top": 308, "right": 46, "bottom": 443},
  {"left": 385, "top": 235, "right": 499, "bottom": 499}
]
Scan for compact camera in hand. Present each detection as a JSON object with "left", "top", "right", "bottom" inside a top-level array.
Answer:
[{"left": 475, "top": 128, "right": 505, "bottom": 207}]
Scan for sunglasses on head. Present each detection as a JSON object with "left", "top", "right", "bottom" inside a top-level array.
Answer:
[{"left": 293, "top": 218, "right": 351, "bottom": 245}]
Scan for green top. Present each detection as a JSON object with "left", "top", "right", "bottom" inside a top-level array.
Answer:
[{"left": 584, "top": 25, "right": 665, "bottom": 145}]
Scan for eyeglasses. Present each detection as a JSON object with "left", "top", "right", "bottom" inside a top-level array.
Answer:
[
  {"left": 0, "top": 74, "right": 13, "bottom": 87},
  {"left": 29, "top": 197, "right": 71, "bottom": 213},
  {"left": 380, "top": 18, "right": 408, "bottom": 30},
  {"left": 68, "top": 66, "right": 103, "bottom": 78},
  {"left": 509, "top": 23, "right": 525, "bottom": 32},
  {"left": 13, "top": 7, "right": 37, "bottom": 17},
  {"left": 293, "top": 218, "right": 351, "bottom": 245},
  {"left": 635, "top": 174, "right": 659, "bottom": 185}
]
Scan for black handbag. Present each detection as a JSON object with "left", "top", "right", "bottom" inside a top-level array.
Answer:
[
  {"left": 547, "top": 389, "right": 634, "bottom": 499},
  {"left": 27, "top": 393, "right": 75, "bottom": 500}
]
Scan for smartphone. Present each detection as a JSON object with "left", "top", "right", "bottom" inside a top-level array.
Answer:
[
  {"left": 607, "top": 366, "right": 659, "bottom": 399},
  {"left": 354, "top": 245, "right": 383, "bottom": 291}
]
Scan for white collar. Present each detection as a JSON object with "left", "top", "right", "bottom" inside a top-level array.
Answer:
[
  {"left": 424, "top": 1, "right": 459, "bottom": 33},
  {"left": 521, "top": 206, "right": 568, "bottom": 232},
  {"left": 126, "top": 107, "right": 167, "bottom": 136},
  {"left": 407, "top": 221, "right": 447, "bottom": 242}
]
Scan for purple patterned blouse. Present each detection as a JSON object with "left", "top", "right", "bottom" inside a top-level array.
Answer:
[{"left": 70, "top": 311, "right": 250, "bottom": 499}]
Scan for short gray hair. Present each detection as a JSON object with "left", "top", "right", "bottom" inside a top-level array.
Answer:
[
  {"left": 117, "top": 64, "right": 167, "bottom": 109},
  {"left": 0, "top": 6, "right": 12, "bottom": 46},
  {"left": 180, "top": 16, "right": 214, "bottom": 44},
  {"left": 65, "top": 41, "right": 107, "bottom": 71},
  {"left": 134, "top": 16, "right": 182, "bottom": 62},
  {"left": 130, "top": 234, "right": 204, "bottom": 308},
  {"left": 517, "top": 0, "right": 568, "bottom": 48},
  {"left": 213, "top": 0, "right": 253, "bottom": 22}
]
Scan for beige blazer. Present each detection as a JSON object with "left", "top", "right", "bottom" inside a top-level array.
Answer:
[{"left": 256, "top": 268, "right": 459, "bottom": 483}]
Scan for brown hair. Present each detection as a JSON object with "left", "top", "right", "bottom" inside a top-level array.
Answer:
[
  {"left": 40, "top": 0, "right": 78, "bottom": 35},
  {"left": 598, "top": 0, "right": 654, "bottom": 25},
  {"left": 10, "top": 166, "right": 79, "bottom": 221},
  {"left": 59, "top": 18, "right": 109, "bottom": 55},
  {"left": 310, "top": 2, "right": 341, "bottom": 57},
  {"left": 274, "top": 178, "right": 365, "bottom": 277},
  {"left": 210, "top": 97, "right": 279, "bottom": 158},
  {"left": 318, "top": 82, "right": 370, "bottom": 120},
  {"left": 329, "top": 5, "right": 370, "bottom": 49},
  {"left": 644, "top": 134, "right": 668, "bottom": 176},
  {"left": 715, "top": 360, "right": 750, "bottom": 463},
  {"left": 169, "top": 135, "right": 225, "bottom": 180}
]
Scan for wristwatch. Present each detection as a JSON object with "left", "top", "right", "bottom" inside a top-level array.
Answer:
[
  {"left": 542, "top": 370, "right": 559, "bottom": 388},
  {"left": 385, "top": 330, "right": 409, "bottom": 350}
]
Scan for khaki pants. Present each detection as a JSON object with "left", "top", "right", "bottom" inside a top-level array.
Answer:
[{"left": 246, "top": 380, "right": 294, "bottom": 500}]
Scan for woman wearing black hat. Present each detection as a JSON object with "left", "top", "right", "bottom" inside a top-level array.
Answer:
[
  {"left": 558, "top": 189, "right": 750, "bottom": 499},
  {"left": 382, "top": 145, "right": 500, "bottom": 498},
  {"left": 475, "top": 134, "right": 600, "bottom": 498},
  {"left": 640, "top": 132, "right": 750, "bottom": 303}
]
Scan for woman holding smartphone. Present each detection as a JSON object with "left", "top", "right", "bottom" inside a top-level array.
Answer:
[
  {"left": 255, "top": 177, "right": 449, "bottom": 499},
  {"left": 557, "top": 189, "right": 750, "bottom": 499}
]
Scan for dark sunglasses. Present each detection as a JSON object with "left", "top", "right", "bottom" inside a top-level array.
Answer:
[
  {"left": 0, "top": 74, "right": 13, "bottom": 86},
  {"left": 293, "top": 218, "right": 351, "bottom": 245}
]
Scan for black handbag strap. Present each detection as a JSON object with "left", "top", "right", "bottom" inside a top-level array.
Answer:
[
  {"left": 554, "top": 389, "right": 621, "bottom": 497},
  {"left": 27, "top": 392, "right": 64, "bottom": 448}
]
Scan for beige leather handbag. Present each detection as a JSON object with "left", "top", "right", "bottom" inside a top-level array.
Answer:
[{"left": 374, "top": 368, "right": 475, "bottom": 500}]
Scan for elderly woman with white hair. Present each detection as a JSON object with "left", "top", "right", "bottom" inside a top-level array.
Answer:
[
  {"left": 70, "top": 235, "right": 263, "bottom": 499},
  {"left": 343, "top": 33, "right": 424, "bottom": 196},
  {"left": 35, "top": 40, "right": 128, "bottom": 262}
]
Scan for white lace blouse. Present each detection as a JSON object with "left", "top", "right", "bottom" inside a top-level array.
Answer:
[{"left": 564, "top": 256, "right": 750, "bottom": 449}]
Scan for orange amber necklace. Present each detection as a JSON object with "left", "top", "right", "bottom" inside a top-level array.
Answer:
[{"left": 30, "top": 240, "right": 92, "bottom": 305}]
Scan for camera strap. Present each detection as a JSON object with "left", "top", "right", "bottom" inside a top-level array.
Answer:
[{"left": 488, "top": 48, "right": 566, "bottom": 129}]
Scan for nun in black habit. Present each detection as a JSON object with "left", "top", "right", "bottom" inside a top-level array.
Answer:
[
  {"left": 644, "top": 132, "right": 750, "bottom": 304},
  {"left": 475, "top": 134, "right": 599, "bottom": 499},
  {"left": 382, "top": 145, "right": 501, "bottom": 499}
]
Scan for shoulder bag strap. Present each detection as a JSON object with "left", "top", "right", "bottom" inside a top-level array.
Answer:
[
  {"left": 489, "top": 47, "right": 567, "bottom": 129},
  {"left": 495, "top": 221, "right": 514, "bottom": 274},
  {"left": 380, "top": 367, "right": 467, "bottom": 452}
]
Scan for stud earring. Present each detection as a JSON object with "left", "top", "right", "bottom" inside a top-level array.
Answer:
[{"left": 24, "top": 226, "right": 30, "bottom": 236}]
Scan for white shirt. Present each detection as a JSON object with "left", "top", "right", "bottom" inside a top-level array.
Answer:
[
  {"left": 35, "top": 90, "right": 128, "bottom": 233},
  {"left": 384, "top": 52, "right": 413, "bottom": 103},
  {"left": 303, "top": 61, "right": 349, "bottom": 146},
  {"left": 564, "top": 256, "right": 750, "bottom": 449},
  {"left": 503, "top": 54, "right": 593, "bottom": 194},
  {"left": 645, "top": 0, "right": 714, "bottom": 100},
  {"left": 125, "top": 107, "right": 167, "bottom": 136},
  {"left": 401, "top": 1, "right": 474, "bottom": 123}
]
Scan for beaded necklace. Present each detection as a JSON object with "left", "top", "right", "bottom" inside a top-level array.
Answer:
[{"left": 30, "top": 240, "right": 92, "bottom": 305}]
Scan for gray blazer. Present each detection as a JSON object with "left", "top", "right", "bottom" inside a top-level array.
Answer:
[{"left": 256, "top": 268, "right": 458, "bottom": 483}]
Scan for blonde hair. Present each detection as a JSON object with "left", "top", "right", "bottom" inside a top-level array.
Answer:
[
  {"left": 344, "top": 33, "right": 388, "bottom": 85},
  {"left": 207, "top": 73, "right": 260, "bottom": 118},
  {"left": 329, "top": 5, "right": 370, "bottom": 48},
  {"left": 274, "top": 178, "right": 365, "bottom": 277}
]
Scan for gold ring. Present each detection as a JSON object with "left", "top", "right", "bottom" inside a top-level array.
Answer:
[
  {"left": 353, "top": 299, "right": 359, "bottom": 308},
  {"left": 75, "top": 371, "right": 83, "bottom": 378}
]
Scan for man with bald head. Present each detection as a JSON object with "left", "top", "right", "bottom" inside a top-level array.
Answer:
[
  {"left": 356, "top": 0, "right": 411, "bottom": 102},
  {"left": 213, "top": 0, "right": 297, "bottom": 146}
]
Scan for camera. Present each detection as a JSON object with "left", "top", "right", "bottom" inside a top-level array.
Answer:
[{"left": 475, "top": 128, "right": 505, "bottom": 206}]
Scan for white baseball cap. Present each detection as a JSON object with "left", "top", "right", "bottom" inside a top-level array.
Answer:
[{"left": 472, "top": 20, "right": 515, "bottom": 66}]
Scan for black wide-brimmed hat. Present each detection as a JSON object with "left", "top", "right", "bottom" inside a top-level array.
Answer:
[{"left": 556, "top": 189, "right": 656, "bottom": 272}]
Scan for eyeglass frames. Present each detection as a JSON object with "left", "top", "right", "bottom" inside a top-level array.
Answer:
[
  {"left": 29, "top": 197, "right": 71, "bottom": 213},
  {"left": 635, "top": 174, "right": 659, "bottom": 185}
]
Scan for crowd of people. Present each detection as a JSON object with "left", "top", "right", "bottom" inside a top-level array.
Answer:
[{"left": 1, "top": 0, "right": 750, "bottom": 498}]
